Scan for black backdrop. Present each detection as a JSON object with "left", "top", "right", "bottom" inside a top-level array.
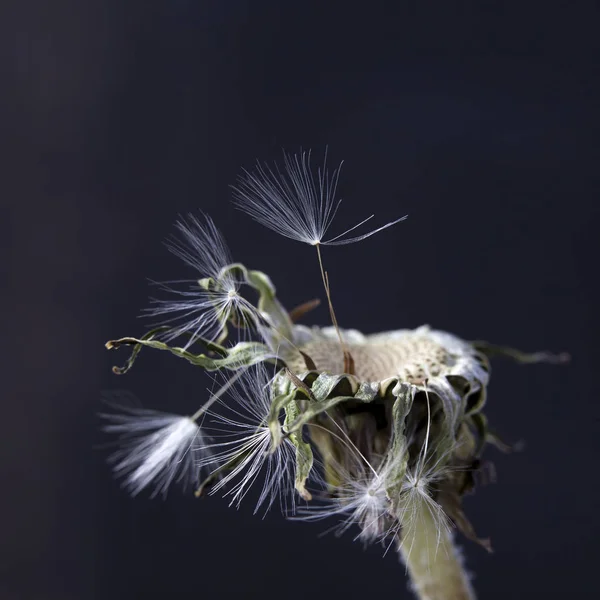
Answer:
[{"left": 4, "top": 2, "right": 599, "bottom": 599}]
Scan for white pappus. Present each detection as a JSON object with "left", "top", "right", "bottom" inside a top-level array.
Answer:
[
  {"left": 145, "top": 213, "right": 258, "bottom": 348},
  {"left": 395, "top": 389, "right": 454, "bottom": 563},
  {"left": 101, "top": 365, "right": 299, "bottom": 512},
  {"left": 297, "top": 462, "right": 396, "bottom": 546},
  {"left": 199, "top": 363, "right": 299, "bottom": 515},
  {"left": 100, "top": 399, "right": 205, "bottom": 498},
  {"left": 232, "top": 149, "right": 407, "bottom": 247},
  {"left": 293, "top": 416, "right": 399, "bottom": 546}
]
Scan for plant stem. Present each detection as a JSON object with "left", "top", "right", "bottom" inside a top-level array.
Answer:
[
  {"left": 314, "top": 243, "right": 355, "bottom": 374},
  {"left": 398, "top": 510, "right": 475, "bottom": 600}
]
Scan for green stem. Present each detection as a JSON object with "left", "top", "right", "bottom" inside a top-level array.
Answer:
[{"left": 398, "top": 511, "right": 475, "bottom": 600}]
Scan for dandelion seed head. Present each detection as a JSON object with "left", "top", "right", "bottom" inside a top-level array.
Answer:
[
  {"left": 104, "top": 148, "right": 565, "bottom": 598},
  {"left": 101, "top": 404, "right": 205, "bottom": 498}
]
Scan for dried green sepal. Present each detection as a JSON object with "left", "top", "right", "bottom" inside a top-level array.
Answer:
[
  {"left": 224, "top": 263, "right": 294, "bottom": 344},
  {"left": 310, "top": 372, "right": 359, "bottom": 400},
  {"left": 106, "top": 335, "right": 273, "bottom": 373},
  {"left": 385, "top": 382, "right": 416, "bottom": 500},
  {"left": 105, "top": 326, "right": 170, "bottom": 374},
  {"left": 266, "top": 391, "right": 296, "bottom": 450},
  {"left": 283, "top": 399, "right": 314, "bottom": 500},
  {"left": 437, "top": 482, "right": 493, "bottom": 553},
  {"left": 471, "top": 340, "right": 570, "bottom": 365},
  {"left": 468, "top": 412, "right": 490, "bottom": 457}
]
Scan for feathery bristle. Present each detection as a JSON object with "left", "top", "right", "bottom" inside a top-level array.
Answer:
[
  {"left": 199, "top": 364, "right": 298, "bottom": 514},
  {"left": 397, "top": 389, "right": 453, "bottom": 561},
  {"left": 144, "top": 213, "right": 257, "bottom": 347},
  {"left": 101, "top": 403, "right": 205, "bottom": 497},
  {"left": 232, "top": 150, "right": 406, "bottom": 246}
]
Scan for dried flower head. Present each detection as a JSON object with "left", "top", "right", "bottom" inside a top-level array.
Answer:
[{"left": 104, "top": 150, "right": 567, "bottom": 600}]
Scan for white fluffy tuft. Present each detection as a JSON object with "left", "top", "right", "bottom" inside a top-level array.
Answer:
[
  {"left": 297, "top": 465, "right": 394, "bottom": 545},
  {"left": 396, "top": 389, "right": 454, "bottom": 562},
  {"left": 232, "top": 150, "right": 406, "bottom": 246},
  {"left": 101, "top": 404, "right": 205, "bottom": 497},
  {"left": 145, "top": 213, "right": 257, "bottom": 347},
  {"left": 199, "top": 364, "right": 297, "bottom": 515},
  {"left": 294, "top": 416, "right": 400, "bottom": 545}
]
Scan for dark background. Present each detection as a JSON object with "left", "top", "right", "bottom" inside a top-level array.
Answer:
[{"left": 4, "top": 1, "right": 599, "bottom": 599}]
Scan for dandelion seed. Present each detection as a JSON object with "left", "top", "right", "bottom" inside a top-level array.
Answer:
[
  {"left": 101, "top": 403, "right": 205, "bottom": 498},
  {"left": 199, "top": 364, "right": 298, "bottom": 514},
  {"left": 232, "top": 149, "right": 407, "bottom": 246},
  {"left": 145, "top": 213, "right": 258, "bottom": 348},
  {"left": 296, "top": 448, "right": 395, "bottom": 544},
  {"left": 233, "top": 150, "right": 406, "bottom": 373},
  {"left": 297, "top": 472, "right": 391, "bottom": 542}
]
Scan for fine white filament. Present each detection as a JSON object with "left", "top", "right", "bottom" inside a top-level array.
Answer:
[
  {"left": 232, "top": 150, "right": 407, "bottom": 246},
  {"left": 145, "top": 213, "right": 256, "bottom": 347},
  {"left": 199, "top": 364, "right": 297, "bottom": 515}
]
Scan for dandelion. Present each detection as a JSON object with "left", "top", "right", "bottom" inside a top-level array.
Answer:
[{"left": 104, "top": 151, "right": 568, "bottom": 600}]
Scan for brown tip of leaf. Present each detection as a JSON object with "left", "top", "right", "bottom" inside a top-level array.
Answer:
[
  {"left": 105, "top": 340, "right": 116, "bottom": 349},
  {"left": 112, "top": 366, "right": 123, "bottom": 375},
  {"left": 285, "top": 368, "right": 315, "bottom": 401},
  {"left": 299, "top": 350, "right": 317, "bottom": 371},
  {"left": 289, "top": 298, "right": 322, "bottom": 323}
]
